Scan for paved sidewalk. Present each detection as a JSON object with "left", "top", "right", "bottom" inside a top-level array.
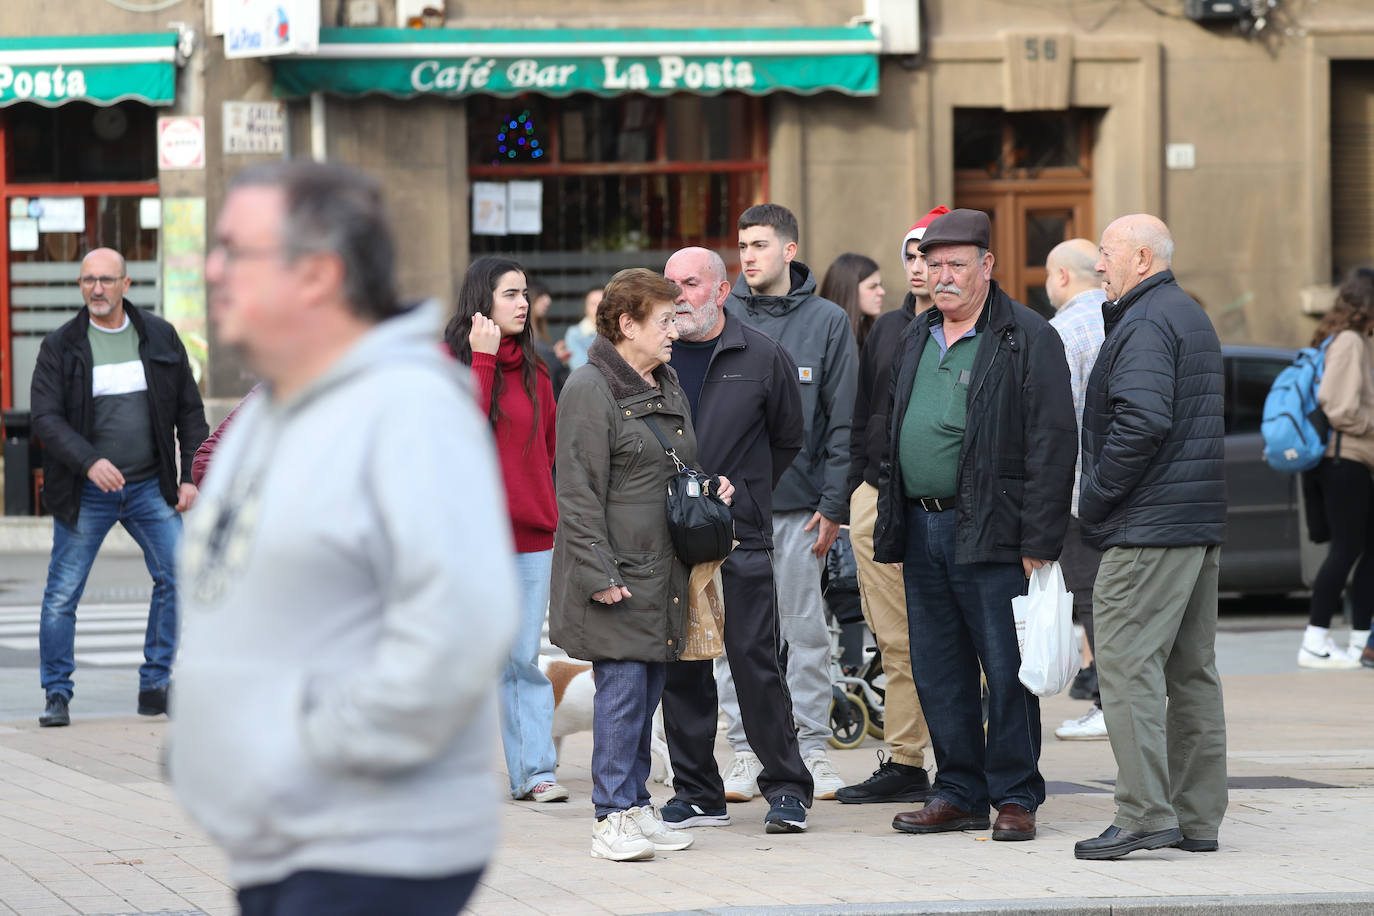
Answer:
[{"left": 0, "top": 663, "right": 1372, "bottom": 915}]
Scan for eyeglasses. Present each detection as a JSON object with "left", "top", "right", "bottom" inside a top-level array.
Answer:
[
  {"left": 79, "top": 275, "right": 125, "bottom": 288},
  {"left": 925, "top": 259, "right": 975, "bottom": 275}
]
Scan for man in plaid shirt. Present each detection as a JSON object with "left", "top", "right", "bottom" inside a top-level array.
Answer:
[{"left": 1045, "top": 238, "right": 1109, "bottom": 741}]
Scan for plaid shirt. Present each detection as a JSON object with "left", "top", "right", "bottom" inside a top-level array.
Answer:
[{"left": 1049, "top": 288, "right": 1107, "bottom": 516}]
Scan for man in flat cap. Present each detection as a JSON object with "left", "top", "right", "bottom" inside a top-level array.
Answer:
[{"left": 872, "top": 208, "right": 1076, "bottom": 842}]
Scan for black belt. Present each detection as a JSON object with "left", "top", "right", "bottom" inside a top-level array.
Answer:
[{"left": 916, "top": 496, "right": 956, "bottom": 512}]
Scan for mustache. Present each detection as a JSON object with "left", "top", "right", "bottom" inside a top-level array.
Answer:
[{"left": 933, "top": 282, "right": 964, "bottom": 296}]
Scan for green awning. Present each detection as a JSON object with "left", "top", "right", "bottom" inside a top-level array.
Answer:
[
  {"left": 0, "top": 32, "right": 180, "bottom": 108},
  {"left": 273, "top": 26, "right": 879, "bottom": 99}
]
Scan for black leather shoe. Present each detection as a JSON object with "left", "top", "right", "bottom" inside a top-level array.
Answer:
[
  {"left": 1074, "top": 824, "right": 1183, "bottom": 860},
  {"left": 1173, "top": 836, "right": 1219, "bottom": 853},
  {"left": 138, "top": 685, "right": 169, "bottom": 716},
  {"left": 39, "top": 693, "right": 70, "bottom": 727}
]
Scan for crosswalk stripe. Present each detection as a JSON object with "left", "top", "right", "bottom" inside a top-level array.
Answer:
[{"left": 0, "top": 602, "right": 149, "bottom": 667}]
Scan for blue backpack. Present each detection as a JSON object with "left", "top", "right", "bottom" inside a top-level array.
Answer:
[{"left": 1261, "top": 337, "right": 1333, "bottom": 473}]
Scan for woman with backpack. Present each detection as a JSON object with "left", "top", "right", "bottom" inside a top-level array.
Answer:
[{"left": 1299, "top": 267, "right": 1374, "bottom": 670}]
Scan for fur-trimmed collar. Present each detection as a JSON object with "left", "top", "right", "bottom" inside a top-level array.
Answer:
[{"left": 586, "top": 334, "right": 678, "bottom": 401}]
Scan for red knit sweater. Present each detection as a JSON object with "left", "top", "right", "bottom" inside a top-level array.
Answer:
[{"left": 470, "top": 338, "right": 558, "bottom": 553}]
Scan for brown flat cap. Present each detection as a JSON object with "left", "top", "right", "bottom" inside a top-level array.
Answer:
[{"left": 917, "top": 208, "right": 991, "bottom": 253}]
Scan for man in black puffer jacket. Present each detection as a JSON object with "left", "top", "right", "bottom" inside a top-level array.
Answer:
[{"left": 1073, "top": 214, "right": 1228, "bottom": 862}]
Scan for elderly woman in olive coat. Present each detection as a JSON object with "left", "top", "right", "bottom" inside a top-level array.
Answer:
[{"left": 550, "top": 268, "right": 732, "bottom": 862}]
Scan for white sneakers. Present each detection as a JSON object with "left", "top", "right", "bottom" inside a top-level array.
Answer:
[
  {"left": 723, "top": 751, "right": 763, "bottom": 801},
  {"left": 627, "top": 805, "right": 694, "bottom": 851},
  {"left": 591, "top": 807, "right": 693, "bottom": 861},
  {"left": 804, "top": 749, "right": 846, "bottom": 799},
  {"left": 591, "top": 811, "right": 654, "bottom": 861},
  {"left": 1056, "top": 705, "right": 1109, "bottom": 740},
  {"left": 1298, "top": 625, "right": 1361, "bottom": 670}
]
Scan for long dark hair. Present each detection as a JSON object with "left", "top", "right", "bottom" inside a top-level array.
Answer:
[
  {"left": 820, "top": 253, "right": 881, "bottom": 349},
  {"left": 1312, "top": 267, "right": 1374, "bottom": 347},
  {"left": 445, "top": 257, "right": 543, "bottom": 450}
]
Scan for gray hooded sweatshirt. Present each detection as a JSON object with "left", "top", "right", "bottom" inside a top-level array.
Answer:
[
  {"left": 727, "top": 261, "right": 858, "bottom": 522},
  {"left": 171, "top": 300, "right": 518, "bottom": 888}
]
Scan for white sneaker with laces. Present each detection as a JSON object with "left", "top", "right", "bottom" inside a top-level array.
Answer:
[
  {"left": 804, "top": 749, "right": 846, "bottom": 799},
  {"left": 628, "top": 805, "right": 694, "bottom": 851},
  {"left": 1055, "top": 705, "right": 1109, "bottom": 740},
  {"left": 591, "top": 811, "right": 655, "bottom": 862},
  {"left": 1297, "top": 627, "right": 1360, "bottom": 670},
  {"left": 723, "top": 751, "right": 763, "bottom": 801}
]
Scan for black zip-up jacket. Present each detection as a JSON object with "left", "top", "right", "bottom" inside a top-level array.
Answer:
[
  {"left": 848, "top": 290, "right": 921, "bottom": 496},
  {"left": 1079, "top": 270, "right": 1225, "bottom": 549},
  {"left": 31, "top": 304, "right": 209, "bottom": 528},
  {"left": 873, "top": 281, "right": 1076, "bottom": 565},
  {"left": 682, "top": 308, "right": 804, "bottom": 550}
]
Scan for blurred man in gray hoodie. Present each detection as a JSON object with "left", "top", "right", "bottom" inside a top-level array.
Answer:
[{"left": 172, "top": 161, "right": 517, "bottom": 914}]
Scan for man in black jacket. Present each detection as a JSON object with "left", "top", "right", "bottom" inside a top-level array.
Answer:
[
  {"left": 1072, "top": 214, "right": 1228, "bottom": 861},
  {"left": 837, "top": 205, "right": 945, "bottom": 805},
  {"left": 658, "top": 246, "right": 814, "bottom": 834},
  {"left": 873, "top": 209, "right": 1075, "bottom": 842},
  {"left": 31, "top": 247, "right": 208, "bottom": 727}
]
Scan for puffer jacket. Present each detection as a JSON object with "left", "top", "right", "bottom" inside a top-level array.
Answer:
[
  {"left": 1079, "top": 270, "right": 1225, "bottom": 549},
  {"left": 873, "top": 281, "right": 1076, "bottom": 565},
  {"left": 549, "top": 336, "right": 695, "bottom": 663}
]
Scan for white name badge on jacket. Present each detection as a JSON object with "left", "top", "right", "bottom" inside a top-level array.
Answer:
[{"left": 798, "top": 367, "right": 814, "bottom": 383}]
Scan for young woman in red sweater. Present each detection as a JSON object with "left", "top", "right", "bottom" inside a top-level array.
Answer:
[{"left": 446, "top": 257, "right": 566, "bottom": 802}]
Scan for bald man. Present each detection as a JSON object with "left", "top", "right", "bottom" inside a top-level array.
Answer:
[
  {"left": 1045, "top": 239, "right": 1109, "bottom": 741},
  {"left": 31, "top": 247, "right": 207, "bottom": 727},
  {"left": 1074, "top": 215, "right": 1227, "bottom": 860}
]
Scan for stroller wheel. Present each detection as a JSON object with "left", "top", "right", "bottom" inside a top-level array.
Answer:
[{"left": 828, "top": 691, "right": 869, "bottom": 750}]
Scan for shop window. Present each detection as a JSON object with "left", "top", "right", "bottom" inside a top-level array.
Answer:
[
  {"left": 467, "top": 93, "right": 767, "bottom": 333},
  {"left": 6, "top": 101, "right": 157, "bottom": 183},
  {"left": 955, "top": 108, "right": 1088, "bottom": 177},
  {"left": 1332, "top": 60, "right": 1374, "bottom": 283}
]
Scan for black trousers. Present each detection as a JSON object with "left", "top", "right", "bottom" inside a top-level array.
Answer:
[
  {"left": 1310, "top": 456, "right": 1374, "bottom": 630},
  {"left": 661, "top": 547, "right": 814, "bottom": 806},
  {"left": 238, "top": 867, "right": 482, "bottom": 916}
]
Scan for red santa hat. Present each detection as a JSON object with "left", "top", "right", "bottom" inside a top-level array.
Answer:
[{"left": 900, "top": 205, "right": 950, "bottom": 263}]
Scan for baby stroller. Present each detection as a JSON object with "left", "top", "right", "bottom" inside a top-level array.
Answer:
[{"left": 822, "top": 528, "right": 887, "bottom": 749}]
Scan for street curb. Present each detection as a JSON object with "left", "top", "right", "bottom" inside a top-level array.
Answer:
[
  {"left": 639, "top": 894, "right": 1374, "bottom": 916},
  {"left": 0, "top": 517, "right": 139, "bottom": 554}
]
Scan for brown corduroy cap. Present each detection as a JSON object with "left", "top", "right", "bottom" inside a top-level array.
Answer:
[{"left": 916, "top": 208, "right": 992, "bottom": 253}]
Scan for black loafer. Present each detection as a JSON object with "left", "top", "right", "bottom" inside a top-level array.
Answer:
[
  {"left": 1174, "top": 836, "right": 1219, "bottom": 853},
  {"left": 39, "top": 693, "right": 70, "bottom": 727},
  {"left": 138, "top": 685, "right": 169, "bottom": 716},
  {"left": 1074, "top": 824, "right": 1183, "bottom": 860}
]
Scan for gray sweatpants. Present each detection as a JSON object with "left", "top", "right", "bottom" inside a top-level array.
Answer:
[{"left": 716, "top": 509, "right": 833, "bottom": 755}]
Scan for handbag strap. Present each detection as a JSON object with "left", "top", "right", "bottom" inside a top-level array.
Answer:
[{"left": 640, "top": 415, "right": 687, "bottom": 472}]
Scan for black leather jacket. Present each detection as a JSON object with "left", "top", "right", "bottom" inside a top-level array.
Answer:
[{"left": 873, "top": 282, "right": 1076, "bottom": 565}]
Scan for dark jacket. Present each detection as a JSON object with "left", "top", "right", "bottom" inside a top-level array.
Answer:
[
  {"left": 1079, "top": 270, "right": 1225, "bottom": 549},
  {"left": 848, "top": 290, "right": 921, "bottom": 496},
  {"left": 873, "top": 281, "right": 1076, "bottom": 565},
  {"left": 31, "top": 304, "right": 208, "bottom": 528},
  {"left": 549, "top": 336, "right": 695, "bottom": 663},
  {"left": 684, "top": 308, "right": 804, "bottom": 551},
  {"left": 727, "top": 261, "right": 858, "bottom": 522}
]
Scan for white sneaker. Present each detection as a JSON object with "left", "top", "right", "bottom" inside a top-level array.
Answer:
[
  {"left": 1055, "top": 705, "right": 1109, "bottom": 740},
  {"left": 591, "top": 811, "right": 655, "bottom": 862},
  {"left": 723, "top": 751, "right": 763, "bottom": 801},
  {"left": 1298, "top": 635, "right": 1360, "bottom": 670},
  {"left": 628, "top": 805, "right": 694, "bottom": 851},
  {"left": 1346, "top": 629, "right": 1371, "bottom": 663},
  {"left": 804, "top": 749, "right": 846, "bottom": 800}
]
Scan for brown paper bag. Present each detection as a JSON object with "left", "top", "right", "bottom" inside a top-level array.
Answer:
[{"left": 680, "top": 558, "right": 727, "bottom": 661}]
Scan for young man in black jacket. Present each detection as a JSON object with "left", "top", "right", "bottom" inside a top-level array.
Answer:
[
  {"left": 30, "top": 247, "right": 208, "bottom": 727},
  {"left": 658, "top": 246, "right": 814, "bottom": 834}
]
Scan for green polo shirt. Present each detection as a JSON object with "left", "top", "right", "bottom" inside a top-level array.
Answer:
[{"left": 899, "top": 329, "right": 978, "bottom": 499}]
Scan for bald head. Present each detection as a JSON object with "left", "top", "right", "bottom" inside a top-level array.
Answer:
[
  {"left": 81, "top": 247, "right": 127, "bottom": 276},
  {"left": 1045, "top": 238, "right": 1102, "bottom": 310},
  {"left": 665, "top": 246, "right": 730, "bottom": 341},
  {"left": 78, "top": 247, "right": 131, "bottom": 329},
  {"left": 1095, "top": 214, "right": 1175, "bottom": 301}
]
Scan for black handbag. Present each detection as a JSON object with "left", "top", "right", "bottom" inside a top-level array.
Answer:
[{"left": 641, "top": 416, "right": 734, "bottom": 565}]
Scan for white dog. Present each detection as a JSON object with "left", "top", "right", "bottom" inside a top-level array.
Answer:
[{"left": 539, "top": 655, "right": 673, "bottom": 785}]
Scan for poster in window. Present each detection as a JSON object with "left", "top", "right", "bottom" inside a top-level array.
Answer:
[
  {"left": 36, "top": 197, "right": 85, "bottom": 233},
  {"left": 9, "top": 218, "right": 38, "bottom": 251},
  {"left": 472, "top": 182, "right": 508, "bottom": 236},
  {"left": 508, "top": 182, "right": 543, "bottom": 235}
]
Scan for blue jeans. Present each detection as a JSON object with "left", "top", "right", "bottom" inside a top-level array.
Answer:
[
  {"left": 40, "top": 478, "right": 182, "bottom": 698},
  {"left": 590, "top": 659, "right": 665, "bottom": 818},
  {"left": 500, "top": 549, "right": 559, "bottom": 797},
  {"left": 903, "top": 504, "right": 1045, "bottom": 813}
]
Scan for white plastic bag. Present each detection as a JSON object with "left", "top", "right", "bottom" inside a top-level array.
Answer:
[{"left": 1011, "top": 561, "right": 1078, "bottom": 697}]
